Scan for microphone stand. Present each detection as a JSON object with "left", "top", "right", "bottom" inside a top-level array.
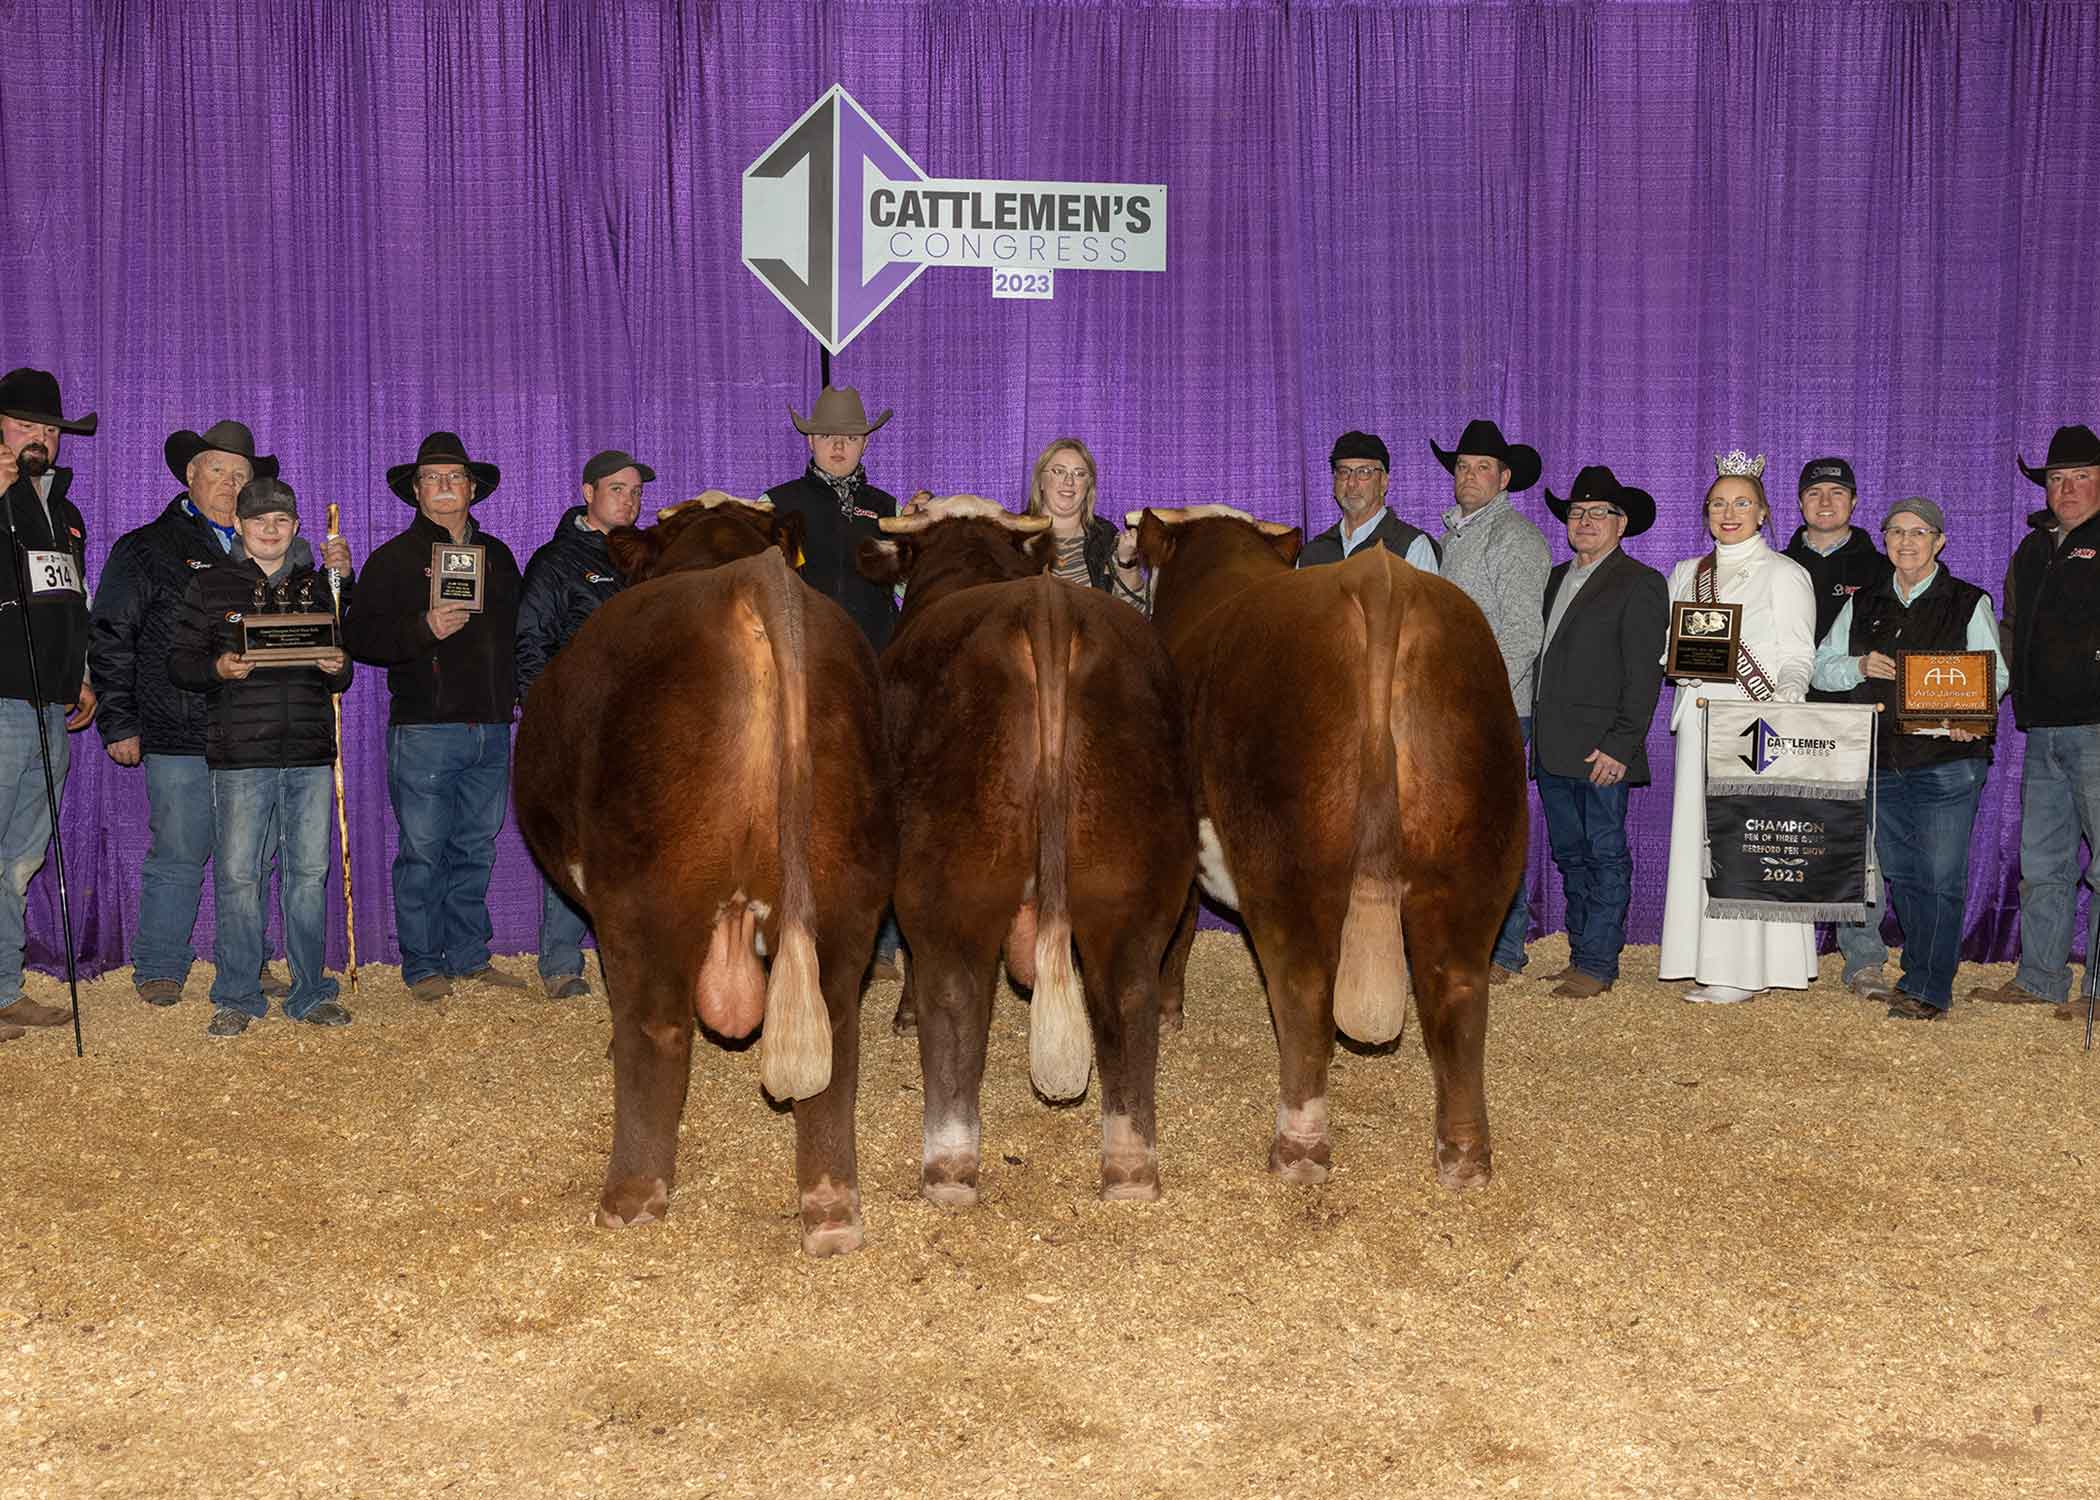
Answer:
[{"left": 2, "top": 474, "right": 84, "bottom": 1056}]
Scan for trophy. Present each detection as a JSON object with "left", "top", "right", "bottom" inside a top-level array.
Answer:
[
  {"left": 242, "top": 573, "right": 339, "bottom": 668},
  {"left": 1666, "top": 600, "right": 1742, "bottom": 683},
  {"left": 430, "top": 542, "right": 487, "bottom": 612}
]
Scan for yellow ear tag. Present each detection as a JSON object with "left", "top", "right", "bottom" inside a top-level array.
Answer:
[{"left": 793, "top": 545, "right": 806, "bottom": 568}]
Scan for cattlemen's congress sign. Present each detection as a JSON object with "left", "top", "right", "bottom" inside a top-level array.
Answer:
[
  {"left": 1703, "top": 701, "right": 1876, "bottom": 923},
  {"left": 741, "top": 86, "right": 1168, "bottom": 353}
]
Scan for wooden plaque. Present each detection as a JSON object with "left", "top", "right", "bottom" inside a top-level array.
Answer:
[
  {"left": 241, "top": 612, "right": 339, "bottom": 667},
  {"left": 430, "top": 542, "right": 486, "bottom": 612},
  {"left": 1897, "top": 649, "right": 1996, "bottom": 735},
  {"left": 1667, "top": 599, "right": 1742, "bottom": 683}
]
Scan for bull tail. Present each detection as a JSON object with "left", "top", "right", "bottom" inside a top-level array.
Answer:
[
  {"left": 1027, "top": 580, "right": 1091, "bottom": 1100},
  {"left": 1333, "top": 558, "right": 1410, "bottom": 1045},
  {"left": 752, "top": 552, "right": 831, "bottom": 1101}
]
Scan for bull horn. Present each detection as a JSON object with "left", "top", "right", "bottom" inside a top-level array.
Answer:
[
  {"left": 1127, "top": 502, "right": 1294, "bottom": 537},
  {"left": 878, "top": 495, "right": 1050, "bottom": 534},
  {"left": 657, "top": 490, "right": 772, "bottom": 521}
]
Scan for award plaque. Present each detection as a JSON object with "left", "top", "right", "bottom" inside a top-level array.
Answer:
[
  {"left": 430, "top": 542, "right": 486, "bottom": 612},
  {"left": 1896, "top": 649, "right": 1996, "bottom": 735},
  {"left": 242, "top": 613, "right": 339, "bottom": 667},
  {"left": 1667, "top": 600, "right": 1743, "bottom": 683}
]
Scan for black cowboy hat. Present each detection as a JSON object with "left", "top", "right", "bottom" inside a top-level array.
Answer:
[
  {"left": 1429, "top": 418, "right": 1540, "bottom": 493},
  {"left": 1544, "top": 464, "right": 1655, "bottom": 537},
  {"left": 164, "top": 419, "right": 278, "bottom": 483},
  {"left": 2017, "top": 423, "right": 2100, "bottom": 486},
  {"left": 0, "top": 367, "right": 96, "bottom": 436},
  {"left": 386, "top": 430, "right": 501, "bottom": 505}
]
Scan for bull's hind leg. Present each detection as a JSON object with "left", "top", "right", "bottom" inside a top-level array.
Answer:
[
  {"left": 794, "top": 923, "right": 870, "bottom": 1256},
  {"left": 910, "top": 937, "right": 1001, "bottom": 1208},
  {"left": 1401, "top": 879, "right": 1494, "bottom": 1189},
  {"left": 596, "top": 945, "right": 695, "bottom": 1229},
  {"left": 1077, "top": 926, "right": 1164, "bottom": 1201},
  {"left": 1250, "top": 924, "right": 1340, "bottom": 1184},
  {"left": 1158, "top": 883, "right": 1199, "bottom": 1034}
]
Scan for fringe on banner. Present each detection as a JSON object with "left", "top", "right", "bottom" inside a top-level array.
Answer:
[
  {"left": 1706, "top": 780, "right": 1867, "bottom": 800},
  {"left": 1706, "top": 899, "right": 1868, "bottom": 923}
]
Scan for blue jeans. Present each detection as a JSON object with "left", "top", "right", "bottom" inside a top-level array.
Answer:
[
  {"left": 387, "top": 723, "right": 510, "bottom": 985},
  {"left": 1835, "top": 893, "right": 1889, "bottom": 984},
  {"left": 1492, "top": 716, "right": 1534, "bottom": 971},
  {"left": 1863, "top": 757, "right": 1988, "bottom": 1009},
  {"left": 210, "top": 765, "right": 338, "bottom": 1019},
  {"left": 538, "top": 878, "right": 590, "bottom": 981},
  {"left": 2014, "top": 724, "right": 2100, "bottom": 1005},
  {"left": 133, "top": 752, "right": 213, "bottom": 987},
  {"left": 1536, "top": 770, "right": 1632, "bottom": 984},
  {"left": 0, "top": 701, "right": 67, "bottom": 1011}
]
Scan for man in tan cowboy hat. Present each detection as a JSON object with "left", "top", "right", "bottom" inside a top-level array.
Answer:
[
  {"left": 89, "top": 418, "right": 352, "bottom": 1010},
  {"left": 343, "top": 431, "right": 527, "bottom": 1004},
  {"left": 762, "top": 386, "right": 905, "bottom": 650},
  {"left": 0, "top": 368, "right": 99, "bottom": 1038}
]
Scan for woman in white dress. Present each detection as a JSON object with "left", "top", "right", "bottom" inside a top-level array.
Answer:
[{"left": 1659, "top": 453, "right": 1819, "bottom": 1002}]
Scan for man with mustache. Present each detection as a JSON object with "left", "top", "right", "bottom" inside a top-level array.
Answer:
[{"left": 0, "top": 369, "right": 98, "bottom": 1042}]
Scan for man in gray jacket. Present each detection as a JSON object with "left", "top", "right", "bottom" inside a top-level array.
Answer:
[{"left": 1433, "top": 418, "right": 1551, "bottom": 981}]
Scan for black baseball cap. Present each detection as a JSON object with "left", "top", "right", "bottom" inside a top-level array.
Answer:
[
  {"left": 1798, "top": 456, "right": 1857, "bottom": 495},
  {"left": 1329, "top": 431, "right": 1390, "bottom": 470},
  {"left": 582, "top": 449, "right": 657, "bottom": 486}
]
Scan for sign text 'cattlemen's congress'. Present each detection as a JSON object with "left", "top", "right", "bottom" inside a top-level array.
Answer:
[{"left": 867, "top": 177, "right": 1165, "bottom": 271}]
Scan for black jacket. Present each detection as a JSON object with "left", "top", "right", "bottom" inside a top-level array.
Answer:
[
  {"left": 0, "top": 469, "right": 90, "bottom": 707},
  {"left": 1841, "top": 566, "right": 1992, "bottom": 771},
  {"left": 762, "top": 471, "right": 898, "bottom": 649},
  {"left": 342, "top": 511, "right": 522, "bottom": 726},
  {"left": 1532, "top": 548, "right": 1671, "bottom": 784},
  {"left": 167, "top": 558, "right": 353, "bottom": 769},
  {"left": 2003, "top": 508, "right": 2100, "bottom": 731},
  {"left": 516, "top": 506, "right": 623, "bottom": 699},
  {"left": 89, "top": 495, "right": 319, "bottom": 753},
  {"left": 1297, "top": 508, "right": 1442, "bottom": 570},
  {"left": 1783, "top": 525, "right": 1892, "bottom": 701}
]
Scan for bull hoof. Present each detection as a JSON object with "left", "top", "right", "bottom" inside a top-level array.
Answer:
[
  {"left": 1101, "top": 1175, "right": 1161, "bottom": 1203},
  {"left": 596, "top": 1176, "right": 669, "bottom": 1229},
  {"left": 799, "top": 1182, "right": 865, "bottom": 1256},
  {"left": 921, "top": 1166, "right": 979, "bottom": 1209},
  {"left": 1159, "top": 1006, "right": 1185, "bottom": 1035},
  {"left": 1268, "top": 1135, "right": 1332, "bottom": 1185},
  {"left": 801, "top": 1220, "right": 866, "bottom": 1257},
  {"left": 890, "top": 1000, "right": 917, "bottom": 1037},
  {"left": 1436, "top": 1143, "right": 1493, "bottom": 1191}
]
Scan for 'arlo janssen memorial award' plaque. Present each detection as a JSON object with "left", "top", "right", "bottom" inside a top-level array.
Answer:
[
  {"left": 1897, "top": 649, "right": 1995, "bottom": 735},
  {"left": 1667, "top": 600, "right": 1742, "bottom": 683}
]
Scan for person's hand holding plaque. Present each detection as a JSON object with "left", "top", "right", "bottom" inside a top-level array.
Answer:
[
  {"left": 313, "top": 649, "right": 346, "bottom": 676},
  {"left": 425, "top": 602, "right": 471, "bottom": 641},
  {"left": 215, "top": 650, "right": 256, "bottom": 682},
  {"left": 1859, "top": 649, "right": 1897, "bottom": 682}
]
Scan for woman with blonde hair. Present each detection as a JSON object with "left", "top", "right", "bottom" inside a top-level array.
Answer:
[{"left": 1025, "top": 438, "right": 1148, "bottom": 608}]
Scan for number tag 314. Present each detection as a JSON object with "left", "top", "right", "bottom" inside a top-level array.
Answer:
[{"left": 25, "top": 549, "right": 83, "bottom": 598}]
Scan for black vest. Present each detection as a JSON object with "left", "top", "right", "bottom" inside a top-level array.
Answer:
[
  {"left": 1844, "top": 567, "right": 1990, "bottom": 771},
  {"left": 2005, "top": 510, "right": 2100, "bottom": 730},
  {"left": 1785, "top": 526, "right": 1893, "bottom": 701},
  {"left": 1298, "top": 509, "right": 1441, "bottom": 570}
]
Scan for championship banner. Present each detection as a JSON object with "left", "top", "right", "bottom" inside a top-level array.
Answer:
[{"left": 1703, "top": 701, "right": 1877, "bottom": 922}]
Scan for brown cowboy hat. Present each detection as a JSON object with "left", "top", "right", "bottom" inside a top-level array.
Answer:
[
  {"left": 0, "top": 367, "right": 97, "bottom": 436},
  {"left": 789, "top": 385, "right": 891, "bottom": 437},
  {"left": 165, "top": 419, "right": 279, "bottom": 483},
  {"left": 386, "top": 430, "right": 502, "bottom": 505}
]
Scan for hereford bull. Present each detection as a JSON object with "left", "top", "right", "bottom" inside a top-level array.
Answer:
[
  {"left": 1130, "top": 505, "right": 1524, "bottom": 1189},
  {"left": 513, "top": 494, "right": 894, "bottom": 1255},
  {"left": 856, "top": 498, "right": 1197, "bottom": 1205}
]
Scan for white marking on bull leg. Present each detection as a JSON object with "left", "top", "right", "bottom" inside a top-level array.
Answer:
[
  {"left": 1271, "top": 1097, "right": 1332, "bottom": 1185},
  {"left": 567, "top": 862, "right": 587, "bottom": 899},
  {"left": 1100, "top": 1113, "right": 1160, "bottom": 1202},
  {"left": 1195, "top": 818, "right": 1242, "bottom": 910},
  {"left": 922, "top": 1115, "right": 981, "bottom": 1208}
]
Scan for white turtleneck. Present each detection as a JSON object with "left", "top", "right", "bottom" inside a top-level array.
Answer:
[{"left": 1710, "top": 532, "right": 1769, "bottom": 597}]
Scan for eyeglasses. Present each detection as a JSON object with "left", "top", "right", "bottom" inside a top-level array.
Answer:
[
  {"left": 1333, "top": 465, "right": 1385, "bottom": 483},
  {"left": 1046, "top": 465, "right": 1090, "bottom": 484},
  {"left": 416, "top": 469, "right": 472, "bottom": 492},
  {"left": 1883, "top": 526, "right": 1941, "bottom": 542},
  {"left": 1706, "top": 496, "right": 1760, "bottom": 513},
  {"left": 1565, "top": 505, "right": 1623, "bottom": 522}
]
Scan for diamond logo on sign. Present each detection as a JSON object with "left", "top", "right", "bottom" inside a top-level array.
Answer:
[{"left": 742, "top": 87, "right": 1168, "bottom": 355}]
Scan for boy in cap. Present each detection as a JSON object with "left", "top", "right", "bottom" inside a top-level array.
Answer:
[
  {"left": 515, "top": 448, "right": 652, "bottom": 998},
  {"left": 1782, "top": 456, "right": 1891, "bottom": 702},
  {"left": 168, "top": 477, "right": 355, "bottom": 1036}
]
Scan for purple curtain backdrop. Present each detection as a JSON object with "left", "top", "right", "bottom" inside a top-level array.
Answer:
[{"left": 5, "top": 0, "right": 2096, "bottom": 978}]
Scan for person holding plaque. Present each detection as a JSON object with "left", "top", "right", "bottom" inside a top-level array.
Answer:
[
  {"left": 1810, "top": 498, "right": 2007, "bottom": 1020},
  {"left": 168, "top": 478, "right": 354, "bottom": 1035},
  {"left": 1971, "top": 424, "right": 2100, "bottom": 1020},
  {"left": 1659, "top": 451, "right": 1818, "bottom": 1004},
  {"left": 342, "top": 431, "right": 525, "bottom": 1004}
]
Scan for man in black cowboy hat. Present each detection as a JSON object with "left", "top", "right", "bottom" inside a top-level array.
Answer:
[
  {"left": 343, "top": 431, "right": 527, "bottom": 1004},
  {"left": 1432, "top": 417, "right": 1551, "bottom": 981},
  {"left": 88, "top": 418, "right": 350, "bottom": 1009},
  {"left": 1532, "top": 466, "right": 1669, "bottom": 999},
  {"left": 0, "top": 368, "right": 99, "bottom": 1039},
  {"left": 514, "top": 447, "right": 653, "bottom": 999},
  {"left": 1782, "top": 455, "right": 1892, "bottom": 703},
  {"left": 1971, "top": 423, "right": 2100, "bottom": 1020},
  {"left": 1296, "top": 431, "right": 1441, "bottom": 573},
  {"left": 761, "top": 386, "right": 903, "bottom": 650}
]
